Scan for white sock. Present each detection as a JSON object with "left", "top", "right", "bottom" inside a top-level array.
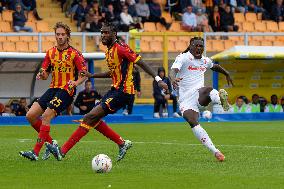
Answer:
[
  {"left": 192, "top": 124, "right": 219, "bottom": 154},
  {"left": 209, "top": 89, "right": 221, "bottom": 105}
]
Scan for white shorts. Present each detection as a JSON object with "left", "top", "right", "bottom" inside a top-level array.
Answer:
[{"left": 179, "top": 89, "right": 203, "bottom": 115}]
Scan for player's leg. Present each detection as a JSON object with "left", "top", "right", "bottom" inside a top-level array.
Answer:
[
  {"left": 198, "top": 87, "right": 229, "bottom": 111},
  {"left": 26, "top": 102, "right": 44, "bottom": 133},
  {"left": 183, "top": 109, "right": 225, "bottom": 162}
]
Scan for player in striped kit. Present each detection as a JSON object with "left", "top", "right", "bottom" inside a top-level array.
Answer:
[{"left": 19, "top": 22, "right": 87, "bottom": 161}]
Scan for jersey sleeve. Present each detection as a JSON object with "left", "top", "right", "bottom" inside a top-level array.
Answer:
[
  {"left": 74, "top": 51, "right": 87, "bottom": 72},
  {"left": 118, "top": 43, "right": 141, "bottom": 63},
  {"left": 42, "top": 50, "right": 51, "bottom": 71},
  {"left": 204, "top": 57, "right": 214, "bottom": 69},
  {"left": 171, "top": 53, "right": 184, "bottom": 70}
]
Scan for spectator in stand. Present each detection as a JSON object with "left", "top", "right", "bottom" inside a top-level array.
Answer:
[
  {"left": 2, "top": 105, "right": 16, "bottom": 117},
  {"left": 105, "top": 3, "right": 121, "bottom": 29},
  {"left": 123, "top": 65, "right": 141, "bottom": 115},
  {"left": 135, "top": 0, "right": 150, "bottom": 23},
  {"left": 236, "top": 0, "right": 246, "bottom": 13},
  {"left": 270, "top": 0, "right": 284, "bottom": 22},
  {"left": 209, "top": 5, "right": 221, "bottom": 32},
  {"left": 246, "top": 94, "right": 260, "bottom": 113},
  {"left": 182, "top": 5, "right": 197, "bottom": 31},
  {"left": 104, "top": 0, "right": 121, "bottom": 13},
  {"left": 245, "top": 0, "right": 264, "bottom": 13},
  {"left": 120, "top": 5, "right": 141, "bottom": 31},
  {"left": 148, "top": 0, "right": 171, "bottom": 30},
  {"left": 191, "top": 0, "right": 203, "bottom": 12},
  {"left": 220, "top": 5, "right": 238, "bottom": 32},
  {"left": 125, "top": 0, "right": 137, "bottom": 17},
  {"left": 74, "top": 0, "right": 90, "bottom": 31},
  {"left": 281, "top": 96, "right": 284, "bottom": 110},
  {"left": 259, "top": 96, "right": 267, "bottom": 112},
  {"left": 196, "top": 8, "right": 212, "bottom": 32},
  {"left": 74, "top": 80, "right": 102, "bottom": 115},
  {"left": 83, "top": 9, "right": 102, "bottom": 50},
  {"left": 15, "top": 98, "right": 29, "bottom": 116},
  {"left": 22, "top": 0, "right": 42, "bottom": 20},
  {"left": 229, "top": 96, "right": 247, "bottom": 113},
  {"left": 7, "top": 0, "right": 28, "bottom": 11},
  {"left": 264, "top": 94, "right": 283, "bottom": 112},
  {"left": 153, "top": 67, "right": 180, "bottom": 118},
  {"left": 90, "top": 0, "right": 101, "bottom": 17},
  {"left": 0, "top": 1, "right": 4, "bottom": 13},
  {"left": 12, "top": 4, "right": 33, "bottom": 32}
]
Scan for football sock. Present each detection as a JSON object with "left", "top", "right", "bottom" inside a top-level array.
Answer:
[
  {"left": 31, "top": 119, "right": 53, "bottom": 143},
  {"left": 192, "top": 124, "right": 219, "bottom": 154},
  {"left": 33, "top": 125, "right": 51, "bottom": 156},
  {"left": 95, "top": 121, "right": 124, "bottom": 146},
  {"left": 31, "top": 119, "right": 42, "bottom": 132},
  {"left": 61, "top": 126, "right": 89, "bottom": 155},
  {"left": 209, "top": 89, "right": 221, "bottom": 105}
]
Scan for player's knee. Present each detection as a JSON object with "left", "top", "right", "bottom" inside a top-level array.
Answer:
[
  {"left": 26, "top": 111, "right": 36, "bottom": 123},
  {"left": 42, "top": 110, "right": 56, "bottom": 123},
  {"left": 83, "top": 113, "right": 99, "bottom": 126}
]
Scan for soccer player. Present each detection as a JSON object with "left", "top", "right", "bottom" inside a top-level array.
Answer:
[
  {"left": 19, "top": 22, "right": 87, "bottom": 161},
  {"left": 170, "top": 37, "right": 233, "bottom": 162},
  {"left": 46, "top": 22, "right": 169, "bottom": 161}
]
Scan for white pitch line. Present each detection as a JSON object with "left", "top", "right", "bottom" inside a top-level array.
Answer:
[{"left": 16, "top": 138, "right": 284, "bottom": 149}]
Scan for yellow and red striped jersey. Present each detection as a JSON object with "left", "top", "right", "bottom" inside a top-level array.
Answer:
[
  {"left": 105, "top": 41, "right": 141, "bottom": 94},
  {"left": 42, "top": 46, "right": 87, "bottom": 91}
]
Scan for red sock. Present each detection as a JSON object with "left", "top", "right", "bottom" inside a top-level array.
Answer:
[
  {"left": 61, "top": 126, "right": 89, "bottom": 155},
  {"left": 95, "top": 121, "right": 124, "bottom": 145},
  {"left": 33, "top": 125, "right": 50, "bottom": 156},
  {"left": 31, "top": 119, "right": 53, "bottom": 144},
  {"left": 31, "top": 119, "right": 41, "bottom": 132}
]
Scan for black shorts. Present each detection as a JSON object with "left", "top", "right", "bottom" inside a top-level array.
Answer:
[
  {"left": 101, "top": 87, "right": 134, "bottom": 115},
  {"left": 38, "top": 88, "right": 73, "bottom": 115}
]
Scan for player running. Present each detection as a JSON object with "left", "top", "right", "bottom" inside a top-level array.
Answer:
[
  {"left": 46, "top": 22, "right": 168, "bottom": 161},
  {"left": 170, "top": 37, "right": 233, "bottom": 162},
  {"left": 19, "top": 22, "right": 87, "bottom": 161}
]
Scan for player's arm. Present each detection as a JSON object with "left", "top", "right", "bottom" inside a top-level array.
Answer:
[
  {"left": 82, "top": 71, "right": 112, "bottom": 78},
  {"left": 169, "top": 68, "right": 183, "bottom": 90},
  {"left": 37, "top": 52, "right": 51, "bottom": 80},
  {"left": 136, "top": 59, "right": 168, "bottom": 91},
  {"left": 210, "top": 64, "right": 234, "bottom": 86}
]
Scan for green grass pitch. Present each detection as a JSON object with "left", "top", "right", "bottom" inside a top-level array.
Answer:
[{"left": 0, "top": 121, "right": 283, "bottom": 189}]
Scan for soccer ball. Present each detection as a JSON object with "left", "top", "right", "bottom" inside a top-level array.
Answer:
[
  {"left": 202, "top": 110, "right": 212, "bottom": 120},
  {"left": 91, "top": 154, "right": 112, "bottom": 173}
]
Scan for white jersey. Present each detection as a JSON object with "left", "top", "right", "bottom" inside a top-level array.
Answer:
[{"left": 171, "top": 51, "right": 213, "bottom": 101}]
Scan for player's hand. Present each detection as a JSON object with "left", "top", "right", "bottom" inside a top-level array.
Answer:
[
  {"left": 68, "top": 80, "right": 77, "bottom": 89},
  {"left": 172, "top": 78, "right": 183, "bottom": 90},
  {"left": 80, "top": 105, "right": 87, "bottom": 111},
  {"left": 226, "top": 75, "right": 234, "bottom": 87},
  {"left": 137, "top": 91, "right": 141, "bottom": 98},
  {"left": 80, "top": 70, "right": 92, "bottom": 78},
  {"left": 36, "top": 68, "right": 47, "bottom": 80},
  {"left": 158, "top": 80, "right": 168, "bottom": 91},
  {"left": 164, "top": 94, "right": 171, "bottom": 100}
]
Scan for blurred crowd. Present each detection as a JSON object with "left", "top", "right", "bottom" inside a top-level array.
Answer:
[{"left": 213, "top": 94, "right": 284, "bottom": 113}]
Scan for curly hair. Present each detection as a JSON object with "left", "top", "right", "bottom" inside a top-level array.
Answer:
[
  {"left": 102, "top": 21, "right": 117, "bottom": 33},
  {"left": 53, "top": 22, "right": 71, "bottom": 41}
]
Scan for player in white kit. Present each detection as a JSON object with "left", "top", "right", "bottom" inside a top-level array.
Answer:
[{"left": 170, "top": 37, "right": 234, "bottom": 161}]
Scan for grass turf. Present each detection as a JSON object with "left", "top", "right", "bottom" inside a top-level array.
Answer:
[{"left": 0, "top": 121, "right": 283, "bottom": 189}]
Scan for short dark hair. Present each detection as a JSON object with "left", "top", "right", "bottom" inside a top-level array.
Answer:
[
  {"left": 252, "top": 94, "right": 259, "bottom": 98},
  {"left": 102, "top": 21, "right": 117, "bottom": 33},
  {"left": 53, "top": 22, "right": 71, "bottom": 38}
]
